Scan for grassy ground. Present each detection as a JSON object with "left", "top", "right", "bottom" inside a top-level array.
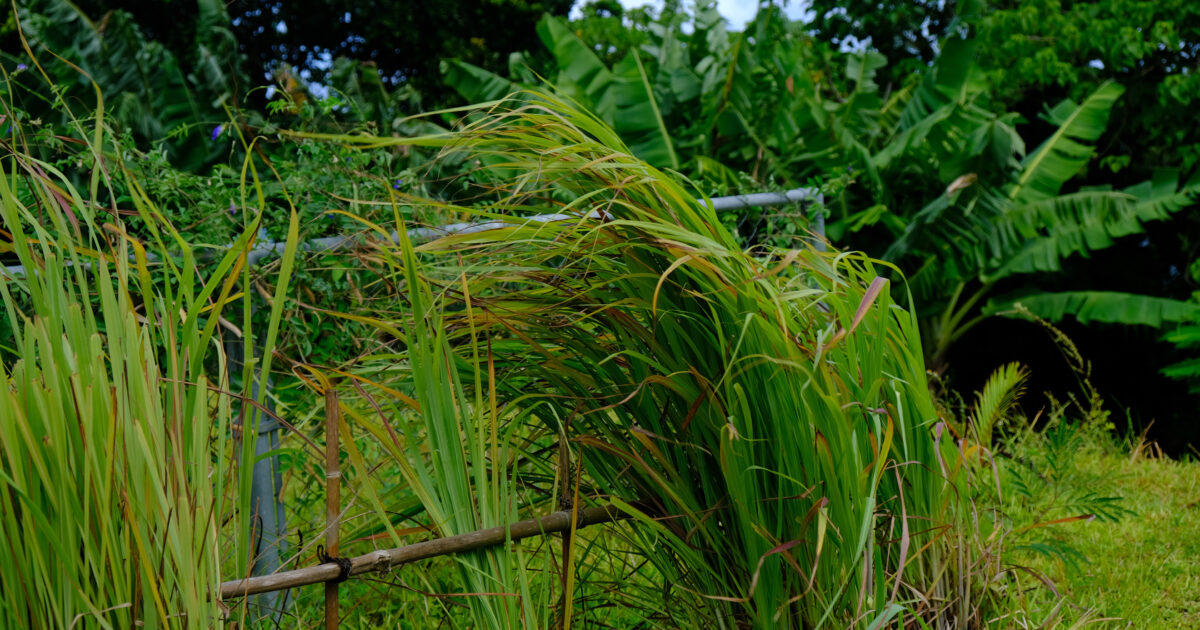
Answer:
[{"left": 1016, "top": 443, "right": 1200, "bottom": 628}]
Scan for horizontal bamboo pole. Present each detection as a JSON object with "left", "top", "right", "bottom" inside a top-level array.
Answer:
[{"left": 220, "top": 504, "right": 630, "bottom": 599}]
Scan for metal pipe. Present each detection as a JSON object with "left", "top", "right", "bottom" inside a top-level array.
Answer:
[
  {"left": 2, "top": 188, "right": 825, "bottom": 277},
  {"left": 224, "top": 333, "right": 289, "bottom": 623},
  {"left": 706, "top": 187, "right": 819, "bottom": 211},
  {"left": 243, "top": 188, "right": 824, "bottom": 260},
  {"left": 813, "top": 195, "right": 827, "bottom": 251}
]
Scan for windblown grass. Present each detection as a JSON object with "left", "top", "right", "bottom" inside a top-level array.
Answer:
[{"left": 308, "top": 91, "right": 981, "bottom": 628}]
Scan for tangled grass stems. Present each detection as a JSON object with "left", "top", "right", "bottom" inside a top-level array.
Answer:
[{"left": 319, "top": 91, "right": 983, "bottom": 628}]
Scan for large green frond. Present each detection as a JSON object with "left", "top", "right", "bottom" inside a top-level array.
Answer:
[
  {"left": 991, "top": 170, "right": 1197, "bottom": 279},
  {"left": 1162, "top": 324, "right": 1200, "bottom": 394},
  {"left": 442, "top": 59, "right": 520, "bottom": 104},
  {"left": 1011, "top": 82, "right": 1124, "bottom": 204},
  {"left": 986, "top": 291, "right": 1200, "bottom": 326},
  {"left": 538, "top": 16, "right": 679, "bottom": 169}
]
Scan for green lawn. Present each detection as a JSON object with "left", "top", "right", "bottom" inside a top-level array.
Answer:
[{"left": 1020, "top": 446, "right": 1200, "bottom": 628}]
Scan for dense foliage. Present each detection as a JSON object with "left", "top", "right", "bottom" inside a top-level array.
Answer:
[
  {"left": 38, "top": 0, "right": 573, "bottom": 109},
  {"left": 3, "top": 0, "right": 242, "bottom": 170},
  {"left": 1, "top": 0, "right": 1197, "bottom": 627},
  {"left": 808, "top": 0, "right": 1200, "bottom": 436},
  {"left": 446, "top": 2, "right": 1199, "bottom": 417}
]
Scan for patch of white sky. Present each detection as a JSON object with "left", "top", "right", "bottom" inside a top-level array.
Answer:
[
  {"left": 276, "top": 1, "right": 819, "bottom": 99},
  {"left": 572, "top": 1, "right": 814, "bottom": 30}
]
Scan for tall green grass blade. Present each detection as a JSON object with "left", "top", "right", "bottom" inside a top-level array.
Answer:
[{"left": 0, "top": 106, "right": 246, "bottom": 628}]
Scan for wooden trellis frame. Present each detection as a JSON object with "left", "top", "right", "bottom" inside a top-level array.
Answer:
[{"left": 220, "top": 380, "right": 637, "bottom": 625}]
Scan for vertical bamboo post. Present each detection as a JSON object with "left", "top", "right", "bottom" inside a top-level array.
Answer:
[{"left": 324, "top": 384, "right": 342, "bottom": 629}]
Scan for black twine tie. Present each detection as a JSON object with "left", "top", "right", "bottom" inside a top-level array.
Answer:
[{"left": 316, "top": 545, "right": 353, "bottom": 584}]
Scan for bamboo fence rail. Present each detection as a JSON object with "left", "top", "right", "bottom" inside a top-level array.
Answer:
[{"left": 219, "top": 504, "right": 631, "bottom": 599}]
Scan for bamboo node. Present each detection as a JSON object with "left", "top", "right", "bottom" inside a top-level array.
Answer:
[{"left": 370, "top": 551, "right": 391, "bottom": 572}]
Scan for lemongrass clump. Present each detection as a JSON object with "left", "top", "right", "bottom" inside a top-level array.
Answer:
[
  {"left": 0, "top": 98, "right": 297, "bottom": 625},
  {"left": 325, "top": 91, "right": 971, "bottom": 628}
]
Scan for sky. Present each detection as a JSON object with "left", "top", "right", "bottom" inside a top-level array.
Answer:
[{"left": 605, "top": 1, "right": 813, "bottom": 30}]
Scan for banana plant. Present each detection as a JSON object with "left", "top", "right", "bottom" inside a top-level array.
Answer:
[
  {"left": 442, "top": 3, "right": 1198, "bottom": 371},
  {"left": 443, "top": 6, "right": 856, "bottom": 187},
  {"left": 882, "top": 76, "right": 1198, "bottom": 368},
  {"left": 8, "top": 0, "right": 242, "bottom": 170},
  {"left": 444, "top": 14, "right": 679, "bottom": 170},
  {"left": 1163, "top": 322, "right": 1200, "bottom": 394}
]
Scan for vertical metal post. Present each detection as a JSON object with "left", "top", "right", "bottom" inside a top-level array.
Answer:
[
  {"left": 814, "top": 194, "right": 827, "bottom": 251},
  {"left": 226, "top": 331, "right": 290, "bottom": 623},
  {"left": 323, "top": 386, "right": 342, "bottom": 629}
]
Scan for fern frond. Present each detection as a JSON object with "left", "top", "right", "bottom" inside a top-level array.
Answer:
[{"left": 971, "top": 362, "right": 1029, "bottom": 447}]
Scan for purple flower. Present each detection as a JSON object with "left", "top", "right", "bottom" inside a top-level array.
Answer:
[
  {"left": 211, "top": 125, "right": 224, "bottom": 141},
  {"left": 392, "top": 179, "right": 402, "bottom": 190},
  {"left": 15, "top": 63, "right": 27, "bottom": 72},
  {"left": 228, "top": 201, "right": 236, "bottom": 216}
]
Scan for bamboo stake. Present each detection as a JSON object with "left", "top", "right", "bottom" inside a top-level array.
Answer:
[
  {"left": 323, "top": 386, "right": 342, "bottom": 629},
  {"left": 219, "top": 505, "right": 630, "bottom": 599}
]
